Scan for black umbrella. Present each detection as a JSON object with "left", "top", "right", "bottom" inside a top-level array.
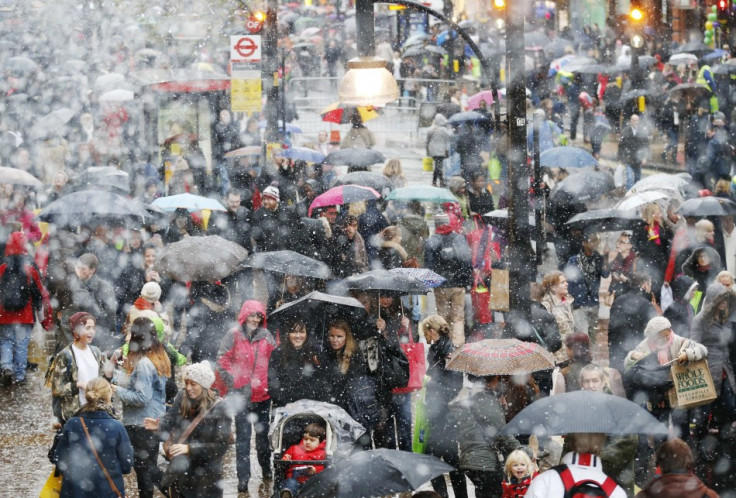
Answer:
[
  {"left": 335, "top": 269, "right": 430, "bottom": 296},
  {"left": 334, "top": 171, "right": 391, "bottom": 192},
  {"left": 551, "top": 171, "right": 615, "bottom": 203},
  {"left": 447, "top": 111, "right": 490, "bottom": 125},
  {"left": 544, "top": 38, "right": 574, "bottom": 58},
  {"left": 322, "top": 149, "right": 386, "bottom": 168},
  {"left": 36, "top": 190, "right": 151, "bottom": 226},
  {"left": 435, "top": 102, "right": 462, "bottom": 118},
  {"left": 675, "top": 41, "right": 712, "bottom": 57},
  {"left": 3, "top": 56, "right": 38, "bottom": 76},
  {"left": 524, "top": 30, "right": 550, "bottom": 50},
  {"left": 565, "top": 208, "right": 644, "bottom": 233},
  {"left": 619, "top": 88, "right": 651, "bottom": 103},
  {"left": 402, "top": 45, "right": 446, "bottom": 58},
  {"left": 713, "top": 63, "right": 736, "bottom": 76},
  {"left": 500, "top": 391, "right": 668, "bottom": 437},
  {"left": 669, "top": 83, "right": 710, "bottom": 100},
  {"left": 677, "top": 196, "right": 736, "bottom": 217},
  {"left": 240, "top": 250, "right": 332, "bottom": 279},
  {"left": 297, "top": 449, "right": 453, "bottom": 498},
  {"left": 156, "top": 235, "right": 249, "bottom": 282}
]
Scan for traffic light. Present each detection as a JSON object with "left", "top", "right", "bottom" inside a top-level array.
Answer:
[
  {"left": 629, "top": 7, "right": 644, "bottom": 22},
  {"left": 717, "top": 0, "right": 729, "bottom": 19},
  {"left": 493, "top": 0, "right": 505, "bottom": 8}
]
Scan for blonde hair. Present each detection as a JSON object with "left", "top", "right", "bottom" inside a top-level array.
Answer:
[
  {"left": 504, "top": 449, "right": 534, "bottom": 480},
  {"left": 642, "top": 203, "right": 661, "bottom": 226},
  {"left": 329, "top": 320, "right": 356, "bottom": 374},
  {"left": 422, "top": 314, "right": 451, "bottom": 337},
  {"left": 382, "top": 225, "right": 401, "bottom": 241},
  {"left": 541, "top": 270, "right": 565, "bottom": 294},
  {"left": 82, "top": 377, "right": 113, "bottom": 411},
  {"left": 694, "top": 219, "right": 715, "bottom": 244},
  {"left": 382, "top": 158, "right": 405, "bottom": 180},
  {"left": 349, "top": 200, "right": 366, "bottom": 217}
]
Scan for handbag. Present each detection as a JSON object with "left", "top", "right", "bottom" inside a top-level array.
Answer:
[
  {"left": 471, "top": 271, "right": 493, "bottom": 325},
  {"left": 39, "top": 467, "right": 63, "bottom": 498},
  {"left": 80, "top": 418, "right": 122, "bottom": 498},
  {"left": 489, "top": 268, "right": 510, "bottom": 312},
  {"left": 392, "top": 327, "right": 426, "bottom": 394},
  {"left": 623, "top": 354, "right": 674, "bottom": 405},
  {"left": 670, "top": 358, "right": 718, "bottom": 409},
  {"left": 412, "top": 376, "right": 430, "bottom": 454}
]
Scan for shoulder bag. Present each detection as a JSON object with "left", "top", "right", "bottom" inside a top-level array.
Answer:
[{"left": 80, "top": 417, "right": 122, "bottom": 498}]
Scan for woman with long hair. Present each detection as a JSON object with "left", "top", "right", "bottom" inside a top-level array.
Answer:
[
  {"left": 55, "top": 377, "right": 134, "bottom": 497},
  {"left": 113, "top": 317, "right": 170, "bottom": 498},
  {"left": 632, "top": 203, "right": 672, "bottom": 298},
  {"left": 144, "top": 361, "right": 232, "bottom": 497},
  {"left": 379, "top": 225, "right": 410, "bottom": 270},
  {"left": 268, "top": 319, "right": 323, "bottom": 407},
  {"left": 540, "top": 270, "right": 575, "bottom": 363}
]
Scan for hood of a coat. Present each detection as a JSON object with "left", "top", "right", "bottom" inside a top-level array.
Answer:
[
  {"left": 238, "top": 299, "right": 267, "bottom": 328},
  {"left": 681, "top": 245, "right": 721, "bottom": 275},
  {"left": 671, "top": 275, "right": 697, "bottom": 301},
  {"left": 701, "top": 281, "right": 736, "bottom": 316},
  {"left": 640, "top": 472, "right": 714, "bottom": 498}
]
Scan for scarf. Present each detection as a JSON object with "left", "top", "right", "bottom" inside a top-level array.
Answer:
[
  {"left": 648, "top": 332, "right": 674, "bottom": 365},
  {"left": 647, "top": 223, "right": 661, "bottom": 245},
  {"left": 133, "top": 297, "right": 154, "bottom": 311}
]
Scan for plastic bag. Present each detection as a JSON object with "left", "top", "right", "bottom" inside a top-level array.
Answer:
[{"left": 660, "top": 284, "right": 674, "bottom": 312}]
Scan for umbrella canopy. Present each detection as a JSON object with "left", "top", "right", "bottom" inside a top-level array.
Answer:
[
  {"left": 524, "top": 30, "right": 550, "bottom": 50},
  {"left": 3, "top": 56, "right": 38, "bottom": 76},
  {"left": 156, "top": 235, "right": 248, "bottom": 282},
  {"left": 93, "top": 73, "right": 127, "bottom": 92},
  {"left": 309, "top": 185, "right": 380, "bottom": 216},
  {"left": 224, "top": 145, "right": 261, "bottom": 158},
  {"left": 402, "top": 33, "right": 431, "bottom": 48},
  {"left": 501, "top": 390, "right": 669, "bottom": 437},
  {"left": 402, "top": 44, "right": 446, "bottom": 58},
  {"left": 240, "top": 250, "right": 332, "bottom": 279},
  {"left": 675, "top": 41, "right": 712, "bottom": 57},
  {"left": 544, "top": 38, "right": 574, "bottom": 58},
  {"left": 713, "top": 63, "right": 736, "bottom": 75},
  {"left": 466, "top": 90, "right": 495, "bottom": 110},
  {"left": 99, "top": 88, "right": 135, "bottom": 102},
  {"left": 298, "top": 449, "right": 453, "bottom": 498},
  {"left": 334, "top": 171, "right": 391, "bottom": 192},
  {"left": 386, "top": 185, "right": 457, "bottom": 204},
  {"left": 571, "top": 63, "right": 617, "bottom": 76},
  {"left": 619, "top": 88, "right": 651, "bottom": 103},
  {"left": 37, "top": 190, "right": 150, "bottom": 226},
  {"left": 628, "top": 174, "right": 687, "bottom": 197},
  {"left": 339, "top": 269, "right": 430, "bottom": 295},
  {"left": 446, "top": 339, "right": 556, "bottom": 376},
  {"left": 447, "top": 111, "right": 490, "bottom": 125},
  {"left": 0, "top": 167, "right": 43, "bottom": 188},
  {"left": 539, "top": 146, "right": 598, "bottom": 169},
  {"left": 551, "top": 170, "right": 615, "bottom": 203},
  {"left": 565, "top": 208, "right": 644, "bottom": 233},
  {"left": 152, "top": 193, "right": 226, "bottom": 212},
  {"left": 435, "top": 102, "right": 462, "bottom": 118},
  {"left": 322, "top": 149, "right": 386, "bottom": 168},
  {"left": 389, "top": 268, "right": 446, "bottom": 288},
  {"left": 668, "top": 52, "right": 698, "bottom": 65},
  {"left": 481, "top": 209, "right": 536, "bottom": 230},
  {"left": 74, "top": 166, "right": 130, "bottom": 194},
  {"left": 28, "top": 108, "right": 75, "bottom": 141},
  {"left": 278, "top": 147, "right": 325, "bottom": 163},
  {"left": 677, "top": 196, "right": 736, "bottom": 217},
  {"left": 320, "top": 102, "right": 380, "bottom": 124},
  {"left": 669, "top": 83, "right": 709, "bottom": 100},
  {"left": 616, "top": 190, "right": 670, "bottom": 211}
]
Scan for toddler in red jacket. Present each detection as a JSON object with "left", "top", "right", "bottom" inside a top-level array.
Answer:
[
  {"left": 501, "top": 448, "right": 538, "bottom": 498},
  {"left": 279, "top": 423, "right": 327, "bottom": 498}
]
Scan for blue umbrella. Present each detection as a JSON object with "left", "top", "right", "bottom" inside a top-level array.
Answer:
[
  {"left": 278, "top": 147, "right": 325, "bottom": 163},
  {"left": 258, "top": 120, "right": 302, "bottom": 134},
  {"left": 703, "top": 49, "right": 728, "bottom": 62},
  {"left": 540, "top": 146, "right": 599, "bottom": 168},
  {"left": 447, "top": 111, "right": 490, "bottom": 125},
  {"left": 390, "top": 268, "right": 446, "bottom": 288},
  {"left": 152, "top": 193, "right": 226, "bottom": 212}
]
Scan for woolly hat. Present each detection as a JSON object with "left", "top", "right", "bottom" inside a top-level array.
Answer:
[
  {"left": 184, "top": 361, "right": 215, "bottom": 390},
  {"left": 69, "top": 311, "right": 94, "bottom": 332},
  {"left": 5, "top": 232, "right": 27, "bottom": 256},
  {"left": 262, "top": 185, "right": 280, "bottom": 201},
  {"left": 434, "top": 212, "right": 450, "bottom": 228},
  {"left": 644, "top": 316, "right": 672, "bottom": 338},
  {"left": 141, "top": 282, "right": 162, "bottom": 302}
]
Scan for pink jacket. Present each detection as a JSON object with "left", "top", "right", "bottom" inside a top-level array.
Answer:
[{"left": 217, "top": 300, "right": 275, "bottom": 401}]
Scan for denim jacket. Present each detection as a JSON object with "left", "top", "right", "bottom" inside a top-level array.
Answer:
[{"left": 115, "top": 356, "right": 167, "bottom": 426}]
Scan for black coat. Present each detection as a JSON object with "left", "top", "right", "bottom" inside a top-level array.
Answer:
[
  {"left": 617, "top": 125, "right": 650, "bottom": 168},
  {"left": 208, "top": 206, "right": 252, "bottom": 253},
  {"left": 251, "top": 205, "right": 303, "bottom": 253},
  {"left": 608, "top": 288, "right": 657, "bottom": 371},
  {"left": 664, "top": 275, "right": 697, "bottom": 337},
  {"left": 424, "top": 231, "right": 473, "bottom": 288},
  {"left": 180, "top": 298, "right": 234, "bottom": 363},
  {"left": 425, "top": 335, "right": 463, "bottom": 455},
  {"left": 268, "top": 344, "right": 323, "bottom": 407}
]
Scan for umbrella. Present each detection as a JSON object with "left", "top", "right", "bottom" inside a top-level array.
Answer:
[
  {"left": 565, "top": 208, "right": 644, "bottom": 233},
  {"left": 322, "top": 149, "right": 386, "bottom": 168},
  {"left": 500, "top": 390, "right": 669, "bottom": 437},
  {"left": 668, "top": 52, "right": 698, "bottom": 65},
  {"left": 152, "top": 193, "right": 226, "bottom": 212},
  {"left": 674, "top": 41, "right": 712, "bottom": 57},
  {"left": 334, "top": 171, "right": 391, "bottom": 192},
  {"left": 466, "top": 90, "right": 495, "bottom": 110},
  {"left": 480, "top": 209, "right": 536, "bottom": 230},
  {"left": 320, "top": 102, "right": 380, "bottom": 124},
  {"left": 524, "top": 30, "right": 550, "bottom": 50},
  {"left": 669, "top": 83, "right": 710, "bottom": 100},
  {"left": 677, "top": 196, "right": 736, "bottom": 217},
  {"left": 224, "top": 146, "right": 261, "bottom": 158},
  {"left": 0, "top": 167, "right": 43, "bottom": 188},
  {"left": 389, "top": 268, "right": 447, "bottom": 288},
  {"left": 550, "top": 170, "right": 615, "bottom": 203},
  {"left": 156, "top": 235, "right": 248, "bottom": 282},
  {"left": 544, "top": 38, "right": 574, "bottom": 58},
  {"left": 93, "top": 73, "right": 128, "bottom": 92},
  {"left": 539, "top": 146, "right": 598, "bottom": 169},
  {"left": 338, "top": 269, "right": 430, "bottom": 295},
  {"left": 402, "top": 33, "right": 432, "bottom": 48},
  {"left": 386, "top": 186, "right": 457, "bottom": 204},
  {"left": 74, "top": 166, "right": 130, "bottom": 194},
  {"left": 572, "top": 63, "right": 617, "bottom": 76},
  {"left": 3, "top": 56, "right": 38, "bottom": 76},
  {"left": 619, "top": 88, "right": 651, "bottom": 103},
  {"left": 402, "top": 44, "right": 446, "bottom": 58},
  {"left": 446, "top": 339, "right": 556, "bottom": 376},
  {"left": 278, "top": 147, "right": 325, "bottom": 163},
  {"left": 28, "top": 108, "right": 75, "bottom": 141},
  {"left": 240, "top": 250, "right": 332, "bottom": 279},
  {"left": 616, "top": 190, "right": 670, "bottom": 211},
  {"left": 298, "top": 449, "right": 453, "bottom": 498},
  {"left": 628, "top": 174, "right": 687, "bottom": 197},
  {"left": 309, "top": 185, "right": 380, "bottom": 216},
  {"left": 435, "top": 102, "right": 462, "bottom": 118},
  {"left": 447, "top": 111, "right": 490, "bottom": 125},
  {"left": 703, "top": 49, "right": 728, "bottom": 62},
  {"left": 712, "top": 63, "right": 736, "bottom": 76},
  {"left": 37, "top": 190, "right": 151, "bottom": 226},
  {"left": 99, "top": 88, "right": 135, "bottom": 102}
]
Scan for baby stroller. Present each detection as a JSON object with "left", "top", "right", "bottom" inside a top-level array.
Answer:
[{"left": 269, "top": 400, "right": 366, "bottom": 497}]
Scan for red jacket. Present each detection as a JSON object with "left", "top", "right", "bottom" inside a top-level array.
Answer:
[
  {"left": 217, "top": 300, "right": 275, "bottom": 401},
  {"left": 0, "top": 262, "right": 53, "bottom": 328},
  {"left": 283, "top": 440, "right": 327, "bottom": 483}
]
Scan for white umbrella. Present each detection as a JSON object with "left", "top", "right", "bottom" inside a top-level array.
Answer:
[
  {"left": 99, "top": 89, "right": 135, "bottom": 102},
  {"left": 616, "top": 190, "right": 670, "bottom": 211},
  {"left": 668, "top": 53, "right": 698, "bottom": 65}
]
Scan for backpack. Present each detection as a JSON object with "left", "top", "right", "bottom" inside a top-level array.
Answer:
[
  {"left": 553, "top": 465, "right": 618, "bottom": 498},
  {"left": 0, "top": 263, "right": 32, "bottom": 312}
]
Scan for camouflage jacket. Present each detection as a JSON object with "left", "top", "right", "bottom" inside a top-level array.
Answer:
[{"left": 46, "top": 344, "right": 104, "bottom": 423}]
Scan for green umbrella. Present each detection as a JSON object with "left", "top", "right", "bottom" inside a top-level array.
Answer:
[{"left": 386, "top": 186, "right": 457, "bottom": 203}]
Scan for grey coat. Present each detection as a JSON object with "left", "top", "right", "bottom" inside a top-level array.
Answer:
[{"left": 426, "top": 118, "right": 452, "bottom": 158}]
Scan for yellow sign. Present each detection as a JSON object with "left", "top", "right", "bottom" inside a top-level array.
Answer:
[{"left": 231, "top": 77, "right": 262, "bottom": 114}]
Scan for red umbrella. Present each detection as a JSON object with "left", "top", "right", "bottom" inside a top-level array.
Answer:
[{"left": 308, "top": 185, "right": 380, "bottom": 216}]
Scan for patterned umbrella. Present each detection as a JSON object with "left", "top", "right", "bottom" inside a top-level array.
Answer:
[
  {"left": 446, "top": 339, "right": 556, "bottom": 376},
  {"left": 320, "top": 102, "right": 380, "bottom": 124},
  {"left": 390, "top": 268, "right": 446, "bottom": 288}
]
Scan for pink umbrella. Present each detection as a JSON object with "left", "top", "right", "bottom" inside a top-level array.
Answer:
[
  {"left": 309, "top": 185, "right": 380, "bottom": 216},
  {"left": 466, "top": 90, "right": 496, "bottom": 110}
]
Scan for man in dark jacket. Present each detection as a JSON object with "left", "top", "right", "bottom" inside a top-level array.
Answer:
[
  {"left": 425, "top": 213, "right": 473, "bottom": 345},
  {"left": 617, "top": 113, "right": 650, "bottom": 190},
  {"left": 208, "top": 189, "right": 252, "bottom": 253},
  {"left": 607, "top": 272, "right": 657, "bottom": 372},
  {"left": 250, "top": 186, "right": 303, "bottom": 253},
  {"left": 565, "top": 232, "right": 609, "bottom": 338},
  {"left": 664, "top": 275, "right": 698, "bottom": 337}
]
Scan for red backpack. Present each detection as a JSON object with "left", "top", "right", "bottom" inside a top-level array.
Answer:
[{"left": 552, "top": 465, "right": 618, "bottom": 498}]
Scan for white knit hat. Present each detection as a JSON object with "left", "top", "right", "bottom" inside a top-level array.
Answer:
[
  {"left": 644, "top": 316, "right": 672, "bottom": 338},
  {"left": 141, "top": 282, "right": 162, "bottom": 302},
  {"left": 262, "top": 185, "right": 280, "bottom": 202},
  {"left": 184, "top": 361, "right": 215, "bottom": 390}
]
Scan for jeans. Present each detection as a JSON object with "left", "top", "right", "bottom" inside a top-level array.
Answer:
[
  {"left": 280, "top": 477, "right": 301, "bottom": 496},
  {"left": 126, "top": 425, "right": 162, "bottom": 498},
  {"left": 234, "top": 398, "right": 272, "bottom": 485},
  {"left": 0, "top": 323, "right": 32, "bottom": 381},
  {"left": 625, "top": 164, "right": 641, "bottom": 191},
  {"left": 432, "top": 156, "right": 446, "bottom": 186}
]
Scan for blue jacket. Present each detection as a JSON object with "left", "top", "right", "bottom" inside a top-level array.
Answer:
[
  {"left": 115, "top": 356, "right": 167, "bottom": 426},
  {"left": 55, "top": 410, "right": 134, "bottom": 497},
  {"left": 565, "top": 252, "right": 609, "bottom": 308}
]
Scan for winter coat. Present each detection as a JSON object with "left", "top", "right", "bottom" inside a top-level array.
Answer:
[
  {"left": 208, "top": 206, "right": 252, "bottom": 253},
  {"left": 251, "top": 204, "right": 303, "bottom": 253},
  {"left": 617, "top": 124, "right": 650, "bottom": 167},
  {"left": 379, "top": 240, "right": 408, "bottom": 270},
  {"left": 398, "top": 214, "right": 430, "bottom": 266},
  {"left": 0, "top": 257, "right": 53, "bottom": 328},
  {"left": 268, "top": 343, "right": 323, "bottom": 407},
  {"left": 283, "top": 440, "right": 327, "bottom": 483},
  {"left": 48, "top": 344, "right": 105, "bottom": 423},
  {"left": 608, "top": 287, "right": 657, "bottom": 371},
  {"left": 341, "top": 126, "right": 375, "bottom": 149},
  {"left": 525, "top": 452, "right": 627, "bottom": 498},
  {"left": 425, "top": 119, "right": 452, "bottom": 157},
  {"left": 664, "top": 275, "right": 697, "bottom": 337},
  {"left": 451, "top": 388, "right": 520, "bottom": 472},
  {"left": 565, "top": 251, "right": 610, "bottom": 308},
  {"left": 181, "top": 295, "right": 233, "bottom": 363},
  {"left": 635, "top": 472, "right": 718, "bottom": 498},
  {"left": 424, "top": 229, "right": 473, "bottom": 288},
  {"left": 158, "top": 391, "right": 232, "bottom": 497},
  {"left": 332, "top": 230, "right": 368, "bottom": 278},
  {"left": 623, "top": 333, "right": 707, "bottom": 370},
  {"left": 631, "top": 222, "right": 672, "bottom": 284},
  {"left": 55, "top": 410, "right": 134, "bottom": 498},
  {"left": 502, "top": 473, "right": 537, "bottom": 498},
  {"left": 541, "top": 293, "right": 575, "bottom": 362},
  {"left": 682, "top": 245, "right": 721, "bottom": 293},
  {"left": 115, "top": 356, "right": 168, "bottom": 427},
  {"left": 425, "top": 335, "right": 464, "bottom": 455},
  {"left": 467, "top": 186, "right": 495, "bottom": 216},
  {"left": 689, "top": 282, "right": 736, "bottom": 393}
]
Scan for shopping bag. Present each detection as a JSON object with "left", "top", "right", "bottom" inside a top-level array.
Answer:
[
  {"left": 470, "top": 272, "right": 493, "bottom": 324},
  {"left": 392, "top": 329, "right": 426, "bottom": 395},
  {"left": 39, "top": 467, "right": 62, "bottom": 498},
  {"left": 489, "top": 268, "right": 510, "bottom": 312},
  {"left": 488, "top": 153, "right": 502, "bottom": 181},
  {"left": 422, "top": 157, "right": 434, "bottom": 172},
  {"left": 412, "top": 376, "right": 430, "bottom": 454},
  {"left": 670, "top": 359, "right": 718, "bottom": 409}
]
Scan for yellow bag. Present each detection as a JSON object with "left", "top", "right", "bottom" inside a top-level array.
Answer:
[
  {"left": 422, "top": 157, "right": 434, "bottom": 172},
  {"left": 670, "top": 359, "right": 718, "bottom": 409},
  {"left": 489, "top": 269, "right": 510, "bottom": 312},
  {"left": 39, "top": 467, "right": 62, "bottom": 498}
]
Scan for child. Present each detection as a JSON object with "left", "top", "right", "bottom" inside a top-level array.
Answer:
[
  {"left": 502, "top": 448, "right": 537, "bottom": 498},
  {"left": 280, "top": 423, "right": 327, "bottom": 498}
]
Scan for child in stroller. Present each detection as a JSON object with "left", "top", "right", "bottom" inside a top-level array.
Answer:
[{"left": 279, "top": 422, "right": 327, "bottom": 497}]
